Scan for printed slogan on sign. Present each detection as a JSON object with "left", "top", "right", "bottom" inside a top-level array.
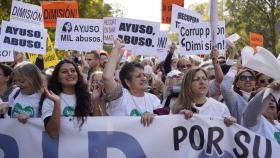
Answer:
[
  {"left": 0, "top": 20, "right": 47, "bottom": 55},
  {"left": 55, "top": 18, "right": 103, "bottom": 51},
  {"left": 115, "top": 18, "right": 160, "bottom": 55},
  {"left": 179, "top": 21, "right": 225, "bottom": 55}
]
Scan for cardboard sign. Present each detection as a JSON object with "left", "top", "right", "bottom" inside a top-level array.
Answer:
[
  {"left": 0, "top": 21, "right": 47, "bottom": 55},
  {"left": 162, "top": 0, "right": 184, "bottom": 24},
  {"left": 179, "top": 21, "right": 225, "bottom": 55},
  {"left": 115, "top": 17, "right": 160, "bottom": 55},
  {"left": 103, "top": 17, "right": 117, "bottom": 45},
  {"left": 10, "top": 0, "right": 44, "bottom": 27},
  {"left": 42, "top": 0, "right": 79, "bottom": 28},
  {"left": 250, "top": 32, "right": 264, "bottom": 52},
  {"left": 55, "top": 18, "right": 103, "bottom": 51},
  {"left": 29, "top": 34, "right": 59, "bottom": 68},
  {"left": 171, "top": 4, "right": 202, "bottom": 32}
]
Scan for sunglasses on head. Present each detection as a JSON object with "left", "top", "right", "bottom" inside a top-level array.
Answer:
[
  {"left": 239, "top": 75, "right": 255, "bottom": 81},
  {"left": 259, "top": 78, "right": 274, "bottom": 84},
  {"left": 180, "top": 64, "right": 192, "bottom": 69}
]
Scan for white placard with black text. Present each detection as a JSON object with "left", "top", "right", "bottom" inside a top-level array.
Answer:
[
  {"left": 55, "top": 18, "right": 104, "bottom": 51},
  {"left": 10, "top": 0, "right": 44, "bottom": 27},
  {"left": 0, "top": 20, "right": 47, "bottom": 55}
]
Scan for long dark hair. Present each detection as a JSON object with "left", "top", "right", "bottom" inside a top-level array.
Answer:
[{"left": 39, "top": 60, "right": 90, "bottom": 127}]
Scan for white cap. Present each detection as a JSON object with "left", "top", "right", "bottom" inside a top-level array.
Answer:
[{"left": 167, "top": 70, "right": 182, "bottom": 78}]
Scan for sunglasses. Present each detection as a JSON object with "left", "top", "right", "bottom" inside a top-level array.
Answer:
[
  {"left": 239, "top": 75, "right": 255, "bottom": 81},
  {"left": 180, "top": 64, "right": 192, "bottom": 69},
  {"left": 259, "top": 79, "right": 274, "bottom": 84}
]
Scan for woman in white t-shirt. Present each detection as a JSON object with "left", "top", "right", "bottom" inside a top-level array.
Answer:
[
  {"left": 8, "top": 63, "right": 43, "bottom": 123},
  {"left": 103, "top": 39, "right": 162, "bottom": 126},
  {"left": 172, "top": 67, "right": 236, "bottom": 126},
  {"left": 243, "top": 81, "right": 280, "bottom": 144},
  {"left": 40, "top": 60, "right": 91, "bottom": 139}
]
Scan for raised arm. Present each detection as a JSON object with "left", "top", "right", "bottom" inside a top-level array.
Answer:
[
  {"left": 103, "top": 39, "right": 124, "bottom": 94},
  {"left": 211, "top": 48, "right": 224, "bottom": 84},
  {"left": 243, "top": 81, "right": 280, "bottom": 127}
]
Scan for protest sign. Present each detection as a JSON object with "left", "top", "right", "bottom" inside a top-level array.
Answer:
[
  {"left": 250, "top": 32, "right": 264, "bottom": 52},
  {"left": 0, "top": 49, "right": 14, "bottom": 62},
  {"left": 103, "top": 17, "right": 117, "bottom": 45},
  {"left": 162, "top": 0, "right": 184, "bottom": 24},
  {"left": 29, "top": 34, "right": 59, "bottom": 68},
  {"left": 115, "top": 17, "right": 160, "bottom": 55},
  {"left": 42, "top": 0, "right": 79, "bottom": 28},
  {"left": 0, "top": 21, "right": 47, "bottom": 55},
  {"left": 155, "top": 31, "right": 168, "bottom": 58},
  {"left": 10, "top": 0, "right": 44, "bottom": 27},
  {"left": 55, "top": 18, "right": 103, "bottom": 51},
  {"left": 179, "top": 21, "right": 225, "bottom": 55},
  {"left": 0, "top": 115, "right": 280, "bottom": 158},
  {"left": 171, "top": 4, "right": 202, "bottom": 32}
]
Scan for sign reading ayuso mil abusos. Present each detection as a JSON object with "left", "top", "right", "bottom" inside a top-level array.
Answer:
[{"left": 55, "top": 18, "right": 103, "bottom": 51}]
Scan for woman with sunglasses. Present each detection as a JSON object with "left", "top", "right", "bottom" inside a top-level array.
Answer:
[
  {"left": 256, "top": 73, "right": 274, "bottom": 90},
  {"left": 243, "top": 81, "right": 280, "bottom": 144},
  {"left": 220, "top": 63, "right": 256, "bottom": 124}
]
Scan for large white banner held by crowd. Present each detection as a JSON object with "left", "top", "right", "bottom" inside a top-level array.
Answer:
[
  {"left": 115, "top": 17, "right": 160, "bottom": 55},
  {"left": 0, "top": 115, "right": 279, "bottom": 158},
  {"left": 55, "top": 18, "right": 104, "bottom": 51},
  {"left": 10, "top": 0, "right": 44, "bottom": 27},
  {"left": 179, "top": 21, "right": 225, "bottom": 55},
  {"left": 0, "top": 20, "right": 47, "bottom": 55}
]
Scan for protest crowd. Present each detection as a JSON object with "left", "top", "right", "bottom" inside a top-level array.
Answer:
[{"left": 1, "top": 0, "right": 280, "bottom": 157}]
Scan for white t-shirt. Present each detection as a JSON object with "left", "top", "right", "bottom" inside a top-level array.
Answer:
[
  {"left": 106, "top": 88, "right": 162, "bottom": 116},
  {"left": 41, "top": 93, "right": 76, "bottom": 120},
  {"left": 250, "top": 116, "right": 280, "bottom": 144},
  {"left": 8, "top": 87, "right": 42, "bottom": 118},
  {"left": 193, "top": 97, "right": 231, "bottom": 117}
]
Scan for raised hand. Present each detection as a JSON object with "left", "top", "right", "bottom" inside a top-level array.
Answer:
[{"left": 44, "top": 87, "right": 60, "bottom": 103}]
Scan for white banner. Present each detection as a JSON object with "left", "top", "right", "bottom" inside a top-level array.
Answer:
[
  {"left": 10, "top": 0, "right": 44, "bottom": 27},
  {"left": 179, "top": 21, "right": 225, "bottom": 55},
  {"left": 155, "top": 31, "right": 169, "bottom": 58},
  {"left": 55, "top": 18, "right": 104, "bottom": 51},
  {"left": 103, "top": 17, "right": 117, "bottom": 45},
  {"left": 0, "top": 21, "right": 47, "bottom": 55},
  {"left": 0, "top": 49, "right": 14, "bottom": 62},
  {"left": 171, "top": 4, "right": 202, "bottom": 33},
  {"left": 0, "top": 115, "right": 279, "bottom": 158},
  {"left": 114, "top": 17, "right": 160, "bottom": 55}
]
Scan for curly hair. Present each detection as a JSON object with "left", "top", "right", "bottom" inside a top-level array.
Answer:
[{"left": 39, "top": 60, "right": 90, "bottom": 127}]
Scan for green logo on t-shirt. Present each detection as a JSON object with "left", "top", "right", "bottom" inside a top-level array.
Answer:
[
  {"left": 274, "top": 132, "right": 280, "bottom": 144},
  {"left": 12, "top": 103, "right": 35, "bottom": 118},
  {"left": 130, "top": 109, "right": 142, "bottom": 116},
  {"left": 63, "top": 106, "right": 74, "bottom": 117}
]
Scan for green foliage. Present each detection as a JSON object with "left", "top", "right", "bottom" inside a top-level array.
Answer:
[{"left": 225, "top": 0, "right": 280, "bottom": 56}]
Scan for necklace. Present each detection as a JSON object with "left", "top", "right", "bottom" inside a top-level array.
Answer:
[{"left": 129, "top": 91, "right": 148, "bottom": 114}]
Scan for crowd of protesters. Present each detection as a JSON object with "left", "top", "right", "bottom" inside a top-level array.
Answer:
[{"left": 0, "top": 38, "right": 280, "bottom": 145}]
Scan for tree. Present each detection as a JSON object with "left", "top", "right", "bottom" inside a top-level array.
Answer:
[{"left": 225, "top": 0, "right": 280, "bottom": 56}]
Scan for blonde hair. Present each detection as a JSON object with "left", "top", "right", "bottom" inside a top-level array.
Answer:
[
  {"left": 12, "top": 62, "right": 43, "bottom": 93},
  {"left": 172, "top": 67, "right": 208, "bottom": 114}
]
